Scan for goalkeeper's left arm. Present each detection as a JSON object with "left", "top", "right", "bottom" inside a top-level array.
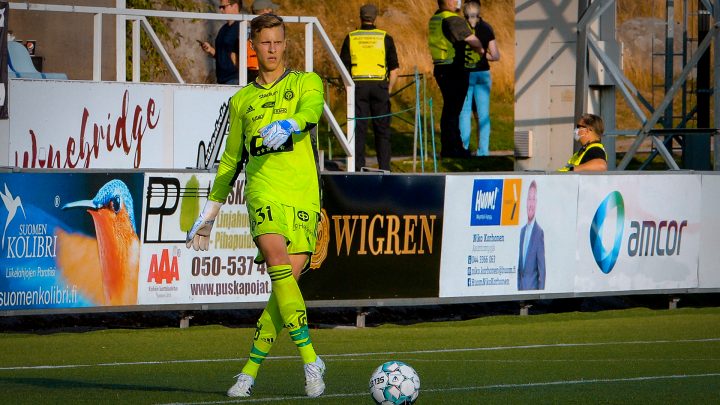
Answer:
[
  {"left": 290, "top": 72, "right": 324, "bottom": 134},
  {"left": 259, "top": 72, "right": 324, "bottom": 149}
]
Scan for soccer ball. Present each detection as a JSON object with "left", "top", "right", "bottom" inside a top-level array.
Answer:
[{"left": 369, "top": 361, "right": 420, "bottom": 405}]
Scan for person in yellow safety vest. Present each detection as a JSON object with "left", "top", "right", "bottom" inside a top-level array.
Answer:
[
  {"left": 428, "top": 0, "right": 485, "bottom": 158},
  {"left": 559, "top": 113, "right": 608, "bottom": 172},
  {"left": 340, "top": 4, "right": 400, "bottom": 171}
]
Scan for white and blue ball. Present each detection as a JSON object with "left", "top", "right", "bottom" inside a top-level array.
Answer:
[{"left": 369, "top": 361, "right": 420, "bottom": 405}]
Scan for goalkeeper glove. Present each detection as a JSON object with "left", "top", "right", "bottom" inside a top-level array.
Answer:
[
  {"left": 186, "top": 200, "right": 223, "bottom": 251},
  {"left": 259, "top": 118, "right": 300, "bottom": 150}
]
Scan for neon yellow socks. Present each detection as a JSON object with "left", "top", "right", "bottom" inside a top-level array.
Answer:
[
  {"left": 267, "top": 264, "right": 317, "bottom": 364},
  {"left": 240, "top": 264, "right": 317, "bottom": 378},
  {"left": 241, "top": 292, "right": 282, "bottom": 378}
]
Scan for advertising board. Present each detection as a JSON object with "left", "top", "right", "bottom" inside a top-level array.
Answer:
[{"left": 439, "top": 175, "right": 579, "bottom": 298}]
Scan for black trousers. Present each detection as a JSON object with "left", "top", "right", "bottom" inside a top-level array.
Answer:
[
  {"left": 434, "top": 65, "right": 469, "bottom": 158},
  {"left": 355, "top": 82, "right": 392, "bottom": 171}
]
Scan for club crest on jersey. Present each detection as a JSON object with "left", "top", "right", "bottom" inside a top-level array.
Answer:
[{"left": 284, "top": 90, "right": 294, "bottom": 101}]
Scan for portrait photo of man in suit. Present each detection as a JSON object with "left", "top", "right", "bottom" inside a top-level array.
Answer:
[{"left": 517, "top": 180, "right": 546, "bottom": 290}]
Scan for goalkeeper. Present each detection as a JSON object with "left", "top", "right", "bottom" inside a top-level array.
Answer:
[{"left": 186, "top": 13, "right": 325, "bottom": 398}]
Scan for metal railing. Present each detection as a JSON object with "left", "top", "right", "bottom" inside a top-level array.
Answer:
[{"left": 8, "top": 2, "right": 357, "bottom": 171}]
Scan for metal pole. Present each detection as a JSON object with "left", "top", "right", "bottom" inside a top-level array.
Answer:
[
  {"left": 93, "top": 13, "right": 102, "bottom": 81},
  {"left": 681, "top": 0, "right": 689, "bottom": 120},
  {"left": 574, "top": 0, "right": 590, "bottom": 131},
  {"left": 423, "top": 72, "right": 427, "bottom": 167},
  {"left": 599, "top": 1, "right": 617, "bottom": 170},
  {"left": 305, "top": 21, "right": 313, "bottom": 72},
  {"left": 714, "top": 0, "right": 720, "bottom": 170},
  {"left": 239, "top": 20, "right": 248, "bottom": 86},
  {"left": 132, "top": 19, "right": 140, "bottom": 82},
  {"left": 684, "top": 0, "right": 712, "bottom": 169},
  {"left": 664, "top": 0, "right": 674, "bottom": 131},
  {"left": 116, "top": 0, "right": 126, "bottom": 81},
  {"left": 413, "top": 67, "right": 418, "bottom": 172}
]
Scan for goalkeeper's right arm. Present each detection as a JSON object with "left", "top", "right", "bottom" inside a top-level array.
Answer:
[{"left": 185, "top": 200, "right": 223, "bottom": 251}]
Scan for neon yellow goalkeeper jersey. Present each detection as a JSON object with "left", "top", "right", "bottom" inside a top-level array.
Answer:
[{"left": 209, "top": 70, "right": 324, "bottom": 211}]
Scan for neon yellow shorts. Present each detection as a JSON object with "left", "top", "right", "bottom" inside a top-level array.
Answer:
[{"left": 246, "top": 197, "right": 319, "bottom": 262}]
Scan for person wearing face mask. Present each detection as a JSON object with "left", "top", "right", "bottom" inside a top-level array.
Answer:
[{"left": 559, "top": 113, "right": 608, "bottom": 172}]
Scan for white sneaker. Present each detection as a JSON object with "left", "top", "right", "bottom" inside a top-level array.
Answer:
[
  {"left": 304, "top": 356, "right": 326, "bottom": 397},
  {"left": 227, "top": 373, "right": 254, "bottom": 397}
]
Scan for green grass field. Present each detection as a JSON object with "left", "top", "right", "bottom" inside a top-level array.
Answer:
[{"left": 1, "top": 307, "right": 719, "bottom": 404}]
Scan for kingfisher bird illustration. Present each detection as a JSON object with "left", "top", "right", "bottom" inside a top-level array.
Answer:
[
  {"left": 61, "top": 179, "right": 139, "bottom": 306},
  {"left": 0, "top": 183, "right": 26, "bottom": 251}
]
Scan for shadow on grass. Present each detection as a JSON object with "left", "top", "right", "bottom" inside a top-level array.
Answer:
[{"left": 1, "top": 376, "right": 220, "bottom": 395}]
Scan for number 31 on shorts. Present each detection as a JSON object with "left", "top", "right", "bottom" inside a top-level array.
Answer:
[{"left": 255, "top": 205, "right": 274, "bottom": 224}]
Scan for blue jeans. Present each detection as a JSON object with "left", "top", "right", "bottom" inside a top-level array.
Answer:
[{"left": 459, "top": 70, "right": 492, "bottom": 156}]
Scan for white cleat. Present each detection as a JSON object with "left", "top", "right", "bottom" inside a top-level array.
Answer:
[
  {"left": 304, "top": 356, "right": 326, "bottom": 397},
  {"left": 227, "top": 373, "right": 254, "bottom": 397}
]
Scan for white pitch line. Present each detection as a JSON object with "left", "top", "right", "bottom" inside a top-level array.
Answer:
[
  {"left": 157, "top": 372, "right": 720, "bottom": 405},
  {"left": 381, "top": 357, "right": 720, "bottom": 363},
  {"left": 1, "top": 337, "right": 719, "bottom": 371}
]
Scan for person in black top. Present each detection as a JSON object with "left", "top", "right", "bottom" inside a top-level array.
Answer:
[
  {"left": 340, "top": 4, "right": 400, "bottom": 171},
  {"left": 460, "top": 0, "right": 500, "bottom": 156},
  {"left": 199, "top": 0, "right": 241, "bottom": 84}
]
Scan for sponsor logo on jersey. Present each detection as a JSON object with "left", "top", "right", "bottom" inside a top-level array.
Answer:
[
  {"left": 249, "top": 134, "right": 293, "bottom": 156},
  {"left": 297, "top": 210, "right": 309, "bottom": 221},
  {"left": 246, "top": 105, "right": 255, "bottom": 114},
  {"left": 259, "top": 91, "right": 277, "bottom": 99},
  {"left": 261, "top": 101, "right": 275, "bottom": 108},
  {"left": 274, "top": 108, "right": 287, "bottom": 114}
]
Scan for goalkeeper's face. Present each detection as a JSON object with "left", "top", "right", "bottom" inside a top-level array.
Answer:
[{"left": 253, "top": 26, "right": 286, "bottom": 73}]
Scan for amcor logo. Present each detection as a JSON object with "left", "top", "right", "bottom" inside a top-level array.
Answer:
[{"left": 589, "top": 191, "right": 625, "bottom": 274}]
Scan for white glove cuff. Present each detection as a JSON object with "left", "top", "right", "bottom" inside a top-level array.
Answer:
[
  {"left": 202, "top": 200, "right": 223, "bottom": 219},
  {"left": 287, "top": 118, "right": 301, "bottom": 134}
]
